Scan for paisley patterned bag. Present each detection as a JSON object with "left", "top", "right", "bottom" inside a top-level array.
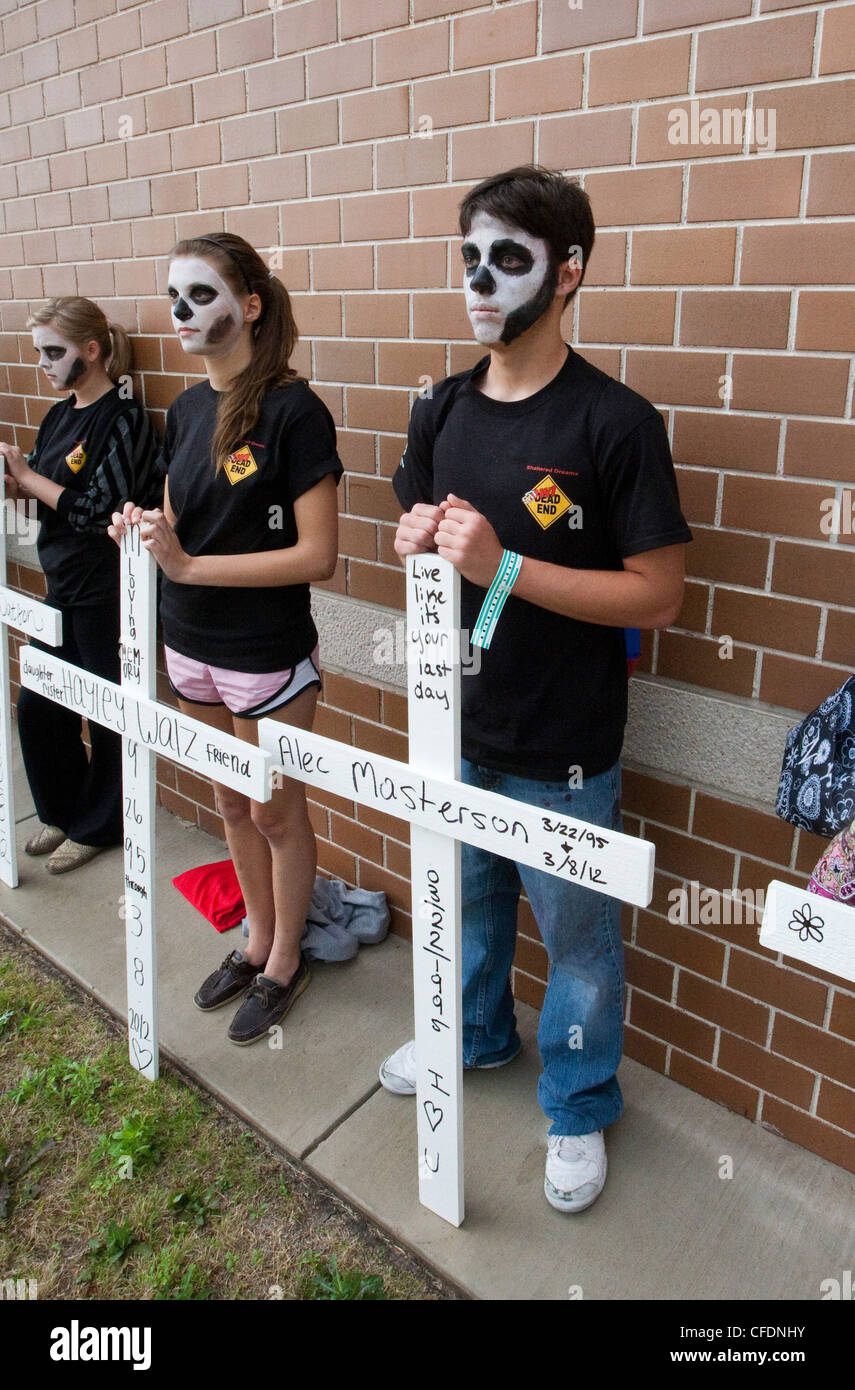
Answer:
[{"left": 775, "top": 677, "right": 855, "bottom": 837}]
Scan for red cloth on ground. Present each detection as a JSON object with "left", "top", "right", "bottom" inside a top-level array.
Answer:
[{"left": 172, "top": 859, "right": 245, "bottom": 932}]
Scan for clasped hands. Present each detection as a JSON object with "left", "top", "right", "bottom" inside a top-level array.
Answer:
[
  {"left": 108, "top": 501, "right": 191, "bottom": 583},
  {"left": 394, "top": 495, "right": 504, "bottom": 590}
]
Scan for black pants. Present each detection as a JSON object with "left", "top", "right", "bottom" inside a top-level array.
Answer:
[{"left": 17, "top": 597, "right": 123, "bottom": 847}]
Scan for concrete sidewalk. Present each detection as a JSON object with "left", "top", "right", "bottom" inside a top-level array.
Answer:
[{"left": 2, "top": 742, "right": 853, "bottom": 1301}]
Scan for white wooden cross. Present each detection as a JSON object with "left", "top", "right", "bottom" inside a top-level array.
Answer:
[
  {"left": 0, "top": 477, "right": 63, "bottom": 890},
  {"left": 761, "top": 880, "right": 855, "bottom": 985},
  {"left": 17, "top": 529, "right": 274, "bottom": 1081},
  {"left": 13, "top": 537, "right": 656, "bottom": 1227},
  {"left": 257, "top": 555, "right": 656, "bottom": 1226}
]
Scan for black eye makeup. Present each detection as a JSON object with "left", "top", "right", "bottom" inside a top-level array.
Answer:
[
  {"left": 167, "top": 283, "right": 219, "bottom": 303},
  {"left": 461, "top": 242, "right": 480, "bottom": 271},
  {"left": 489, "top": 239, "right": 534, "bottom": 275},
  {"left": 34, "top": 344, "right": 68, "bottom": 360}
]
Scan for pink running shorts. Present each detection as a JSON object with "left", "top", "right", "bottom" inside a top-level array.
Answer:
[{"left": 164, "top": 644, "right": 321, "bottom": 718}]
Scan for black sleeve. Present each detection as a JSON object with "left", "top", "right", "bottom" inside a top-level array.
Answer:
[
  {"left": 392, "top": 394, "right": 436, "bottom": 510},
  {"left": 595, "top": 409, "right": 693, "bottom": 559},
  {"left": 155, "top": 403, "right": 176, "bottom": 477},
  {"left": 56, "top": 405, "right": 162, "bottom": 533},
  {"left": 281, "top": 389, "right": 342, "bottom": 503}
]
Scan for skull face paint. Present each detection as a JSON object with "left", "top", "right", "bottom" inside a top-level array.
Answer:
[
  {"left": 462, "top": 213, "right": 558, "bottom": 346},
  {"left": 167, "top": 256, "right": 245, "bottom": 358},
  {"left": 32, "top": 326, "right": 88, "bottom": 390}
]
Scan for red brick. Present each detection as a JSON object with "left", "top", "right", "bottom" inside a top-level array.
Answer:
[
  {"left": 721, "top": 474, "right": 834, "bottom": 543},
  {"left": 657, "top": 630, "right": 756, "bottom": 697},
  {"left": 376, "top": 134, "right": 448, "bottom": 189},
  {"left": 378, "top": 241, "right": 446, "bottom": 291},
  {"left": 623, "top": 1023, "right": 668, "bottom": 1072},
  {"left": 589, "top": 35, "right": 691, "bottom": 106},
  {"left": 543, "top": 0, "right": 637, "bottom": 50},
  {"left": 680, "top": 291, "right": 791, "bottom": 350},
  {"left": 307, "top": 40, "right": 372, "bottom": 100},
  {"left": 668, "top": 1049, "right": 759, "bottom": 1120},
  {"left": 314, "top": 341, "right": 375, "bottom": 385},
  {"left": 342, "top": 193, "right": 409, "bottom": 243},
  {"left": 341, "top": 0, "right": 407, "bottom": 38},
  {"left": 631, "top": 228, "right": 736, "bottom": 285},
  {"left": 247, "top": 57, "right": 305, "bottom": 111},
  {"left": 673, "top": 411, "right": 780, "bottom": 473},
  {"left": 275, "top": 0, "right": 336, "bottom": 53},
  {"left": 586, "top": 167, "right": 684, "bottom": 229},
  {"left": 772, "top": 539, "right": 855, "bottom": 605},
  {"left": 377, "top": 341, "right": 447, "bottom": 388},
  {"left": 816, "top": 1078, "right": 855, "bottom": 1135},
  {"left": 454, "top": 4, "right": 536, "bottom": 68},
  {"left": 312, "top": 245, "right": 373, "bottom": 291},
  {"left": 644, "top": 0, "right": 750, "bottom": 31},
  {"left": 697, "top": 12, "right": 815, "bottom": 90},
  {"left": 626, "top": 943, "right": 675, "bottom": 1001},
  {"left": 761, "top": 1096, "right": 855, "bottom": 1176},
  {"left": 376, "top": 21, "right": 449, "bottom": 82},
  {"left": 539, "top": 109, "right": 633, "bottom": 171},
  {"left": 579, "top": 291, "right": 678, "bottom": 347},
  {"left": 732, "top": 353, "right": 849, "bottom": 419},
  {"left": 796, "top": 293, "right": 855, "bottom": 354},
  {"left": 636, "top": 95, "right": 748, "bottom": 164},
  {"left": 283, "top": 198, "right": 340, "bottom": 247},
  {"left": 330, "top": 812, "right": 382, "bottom": 864},
  {"left": 742, "top": 223, "right": 855, "bottom": 286},
  {"left": 349, "top": 560, "right": 406, "bottom": 611},
  {"left": 412, "top": 292, "right": 470, "bottom": 341},
  {"left": 341, "top": 87, "right": 409, "bottom": 144},
  {"left": 345, "top": 294, "right": 409, "bottom": 339},
  {"left": 310, "top": 145, "right": 372, "bottom": 197},
  {"left": 712, "top": 589, "right": 820, "bottom": 659},
  {"left": 625, "top": 350, "right": 726, "bottom": 408},
  {"left": 630, "top": 990, "right": 717, "bottom": 1061},
  {"left": 760, "top": 655, "right": 850, "bottom": 715},
  {"left": 493, "top": 55, "right": 582, "bottom": 120},
  {"left": 807, "top": 152, "right": 855, "bottom": 216},
  {"left": 687, "top": 157, "right": 803, "bottom": 223}
]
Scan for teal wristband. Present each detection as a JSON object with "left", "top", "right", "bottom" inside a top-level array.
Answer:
[{"left": 471, "top": 549, "right": 523, "bottom": 650}]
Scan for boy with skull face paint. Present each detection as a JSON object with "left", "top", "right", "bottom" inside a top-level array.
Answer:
[
  {"left": 0, "top": 298, "right": 159, "bottom": 873},
  {"left": 381, "top": 167, "right": 692, "bottom": 1213}
]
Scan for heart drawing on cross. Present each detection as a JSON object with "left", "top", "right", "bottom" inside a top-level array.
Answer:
[
  {"left": 423, "top": 1100, "right": 444, "bottom": 1132},
  {"left": 131, "top": 1037, "right": 153, "bottom": 1071}
]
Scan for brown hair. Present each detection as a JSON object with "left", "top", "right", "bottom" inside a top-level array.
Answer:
[
  {"left": 459, "top": 165, "right": 596, "bottom": 305},
  {"left": 168, "top": 232, "right": 300, "bottom": 471},
  {"left": 26, "top": 296, "right": 132, "bottom": 382}
]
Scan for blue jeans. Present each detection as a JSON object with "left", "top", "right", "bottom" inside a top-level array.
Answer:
[{"left": 461, "top": 759, "right": 625, "bottom": 1136}]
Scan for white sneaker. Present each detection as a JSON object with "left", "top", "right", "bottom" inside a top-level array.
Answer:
[
  {"left": 544, "top": 1131, "right": 607, "bottom": 1213},
  {"left": 378, "top": 1037, "right": 522, "bottom": 1096},
  {"left": 379, "top": 1039, "right": 417, "bottom": 1094}
]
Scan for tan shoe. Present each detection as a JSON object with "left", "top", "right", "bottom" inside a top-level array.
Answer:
[
  {"left": 46, "top": 840, "right": 105, "bottom": 875},
  {"left": 25, "top": 824, "right": 67, "bottom": 856}
]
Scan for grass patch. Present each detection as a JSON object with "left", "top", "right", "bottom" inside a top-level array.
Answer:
[{"left": 0, "top": 925, "right": 455, "bottom": 1301}]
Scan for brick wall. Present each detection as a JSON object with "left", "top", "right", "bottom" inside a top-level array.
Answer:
[{"left": 1, "top": 0, "right": 854, "bottom": 1172}]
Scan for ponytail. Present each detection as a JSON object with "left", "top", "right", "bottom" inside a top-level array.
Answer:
[{"left": 105, "top": 323, "right": 132, "bottom": 382}]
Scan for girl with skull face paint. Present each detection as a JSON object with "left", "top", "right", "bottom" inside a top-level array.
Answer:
[
  {"left": 0, "top": 297, "right": 160, "bottom": 873},
  {"left": 110, "top": 233, "right": 342, "bottom": 1046}
]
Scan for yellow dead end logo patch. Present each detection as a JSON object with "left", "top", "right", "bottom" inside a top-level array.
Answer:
[
  {"left": 522, "top": 474, "right": 571, "bottom": 529},
  {"left": 65, "top": 444, "right": 86, "bottom": 474},
  {"left": 224, "top": 444, "right": 258, "bottom": 486}
]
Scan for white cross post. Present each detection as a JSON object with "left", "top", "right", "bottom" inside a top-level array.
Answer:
[
  {"left": 761, "top": 880, "right": 855, "bottom": 985},
  {"left": 17, "top": 531, "right": 274, "bottom": 1080},
  {"left": 0, "top": 477, "right": 63, "bottom": 889},
  {"left": 258, "top": 554, "right": 656, "bottom": 1227}
]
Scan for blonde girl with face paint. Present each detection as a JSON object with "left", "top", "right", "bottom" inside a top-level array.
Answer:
[
  {"left": 110, "top": 233, "right": 342, "bottom": 1047},
  {"left": 0, "top": 297, "right": 160, "bottom": 873}
]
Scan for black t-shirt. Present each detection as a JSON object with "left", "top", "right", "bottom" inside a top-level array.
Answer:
[
  {"left": 29, "top": 387, "right": 160, "bottom": 606},
  {"left": 394, "top": 347, "right": 692, "bottom": 779},
  {"left": 158, "top": 379, "right": 342, "bottom": 671}
]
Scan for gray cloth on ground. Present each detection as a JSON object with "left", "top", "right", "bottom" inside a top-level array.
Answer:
[{"left": 241, "top": 874, "right": 390, "bottom": 962}]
